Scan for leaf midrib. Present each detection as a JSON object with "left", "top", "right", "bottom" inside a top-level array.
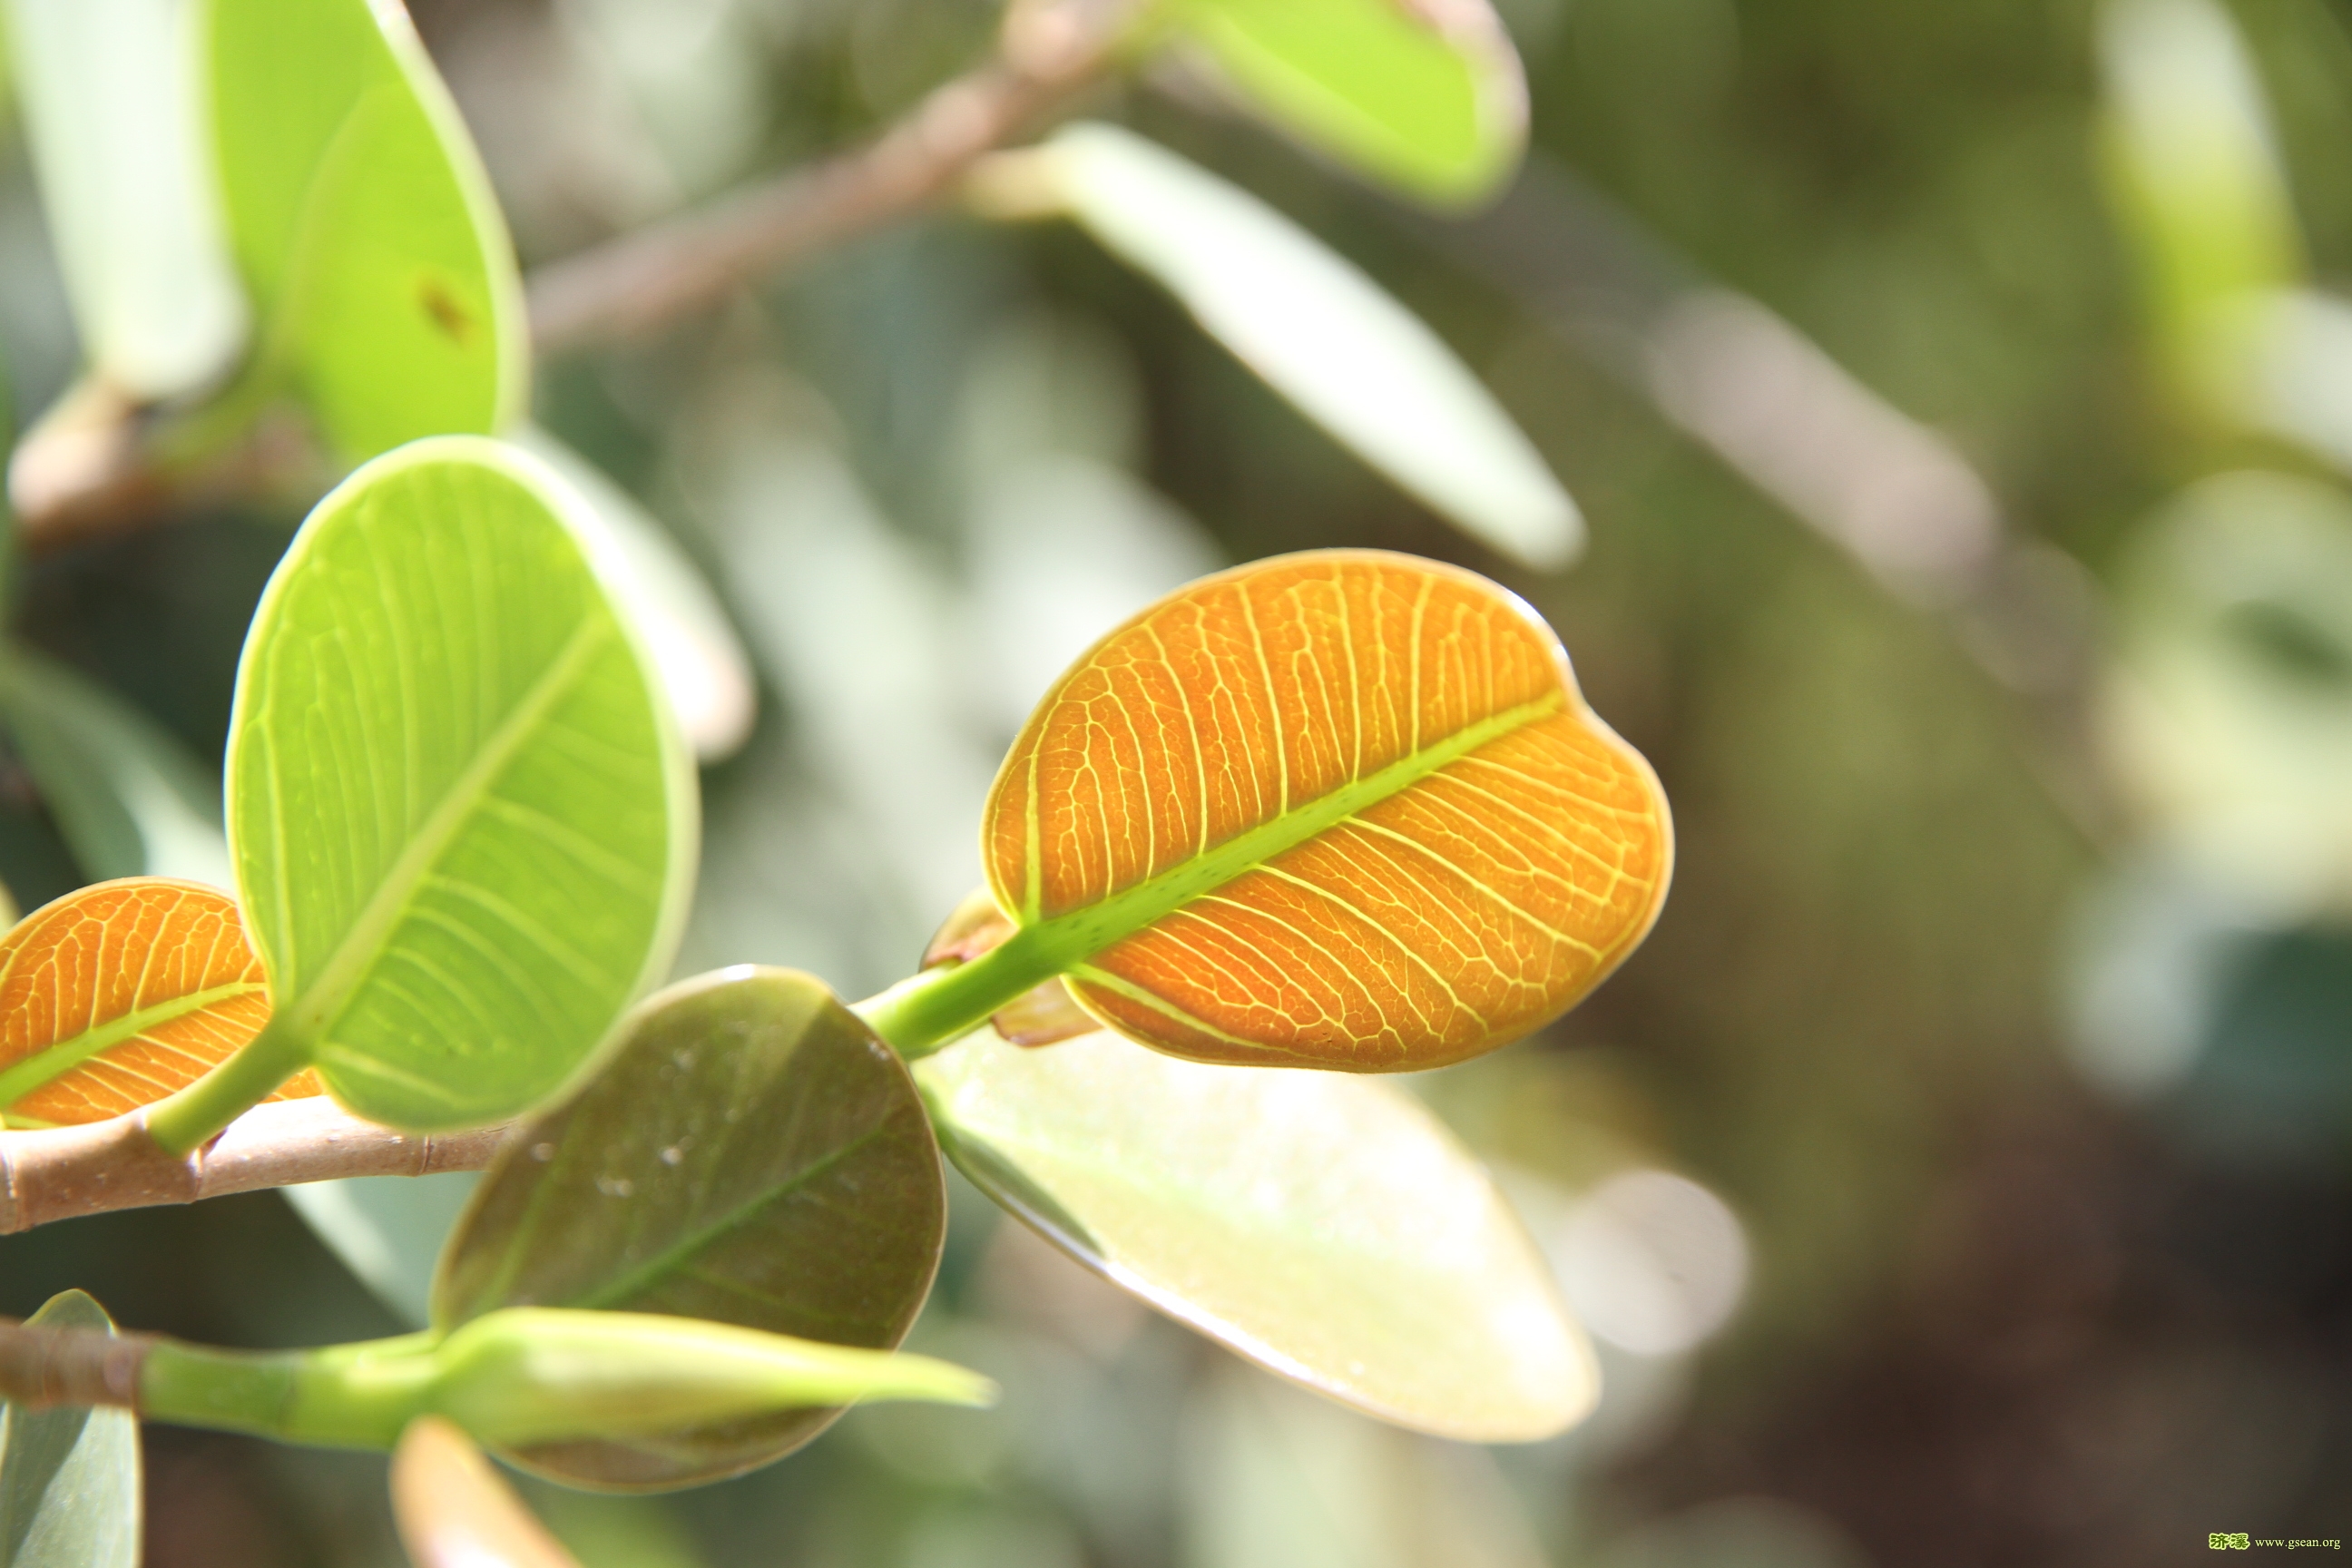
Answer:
[
  {"left": 1014, "top": 689, "right": 1565, "bottom": 974},
  {"left": 870, "top": 689, "right": 1564, "bottom": 1053},
  {"left": 0, "top": 978, "right": 266, "bottom": 1111},
  {"left": 562, "top": 1124, "right": 891, "bottom": 1312},
  {"left": 275, "top": 615, "right": 612, "bottom": 1045}
]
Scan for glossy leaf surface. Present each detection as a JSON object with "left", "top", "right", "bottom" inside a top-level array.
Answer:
[
  {"left": 0, "top": 878, "right": 320, "bottom": 1128},
  {"left": 0, "top": 1291, "right": 139, "bottom": 1568},
  {"left": 975, "top": 550, "right": 1670, "bottom": 1070},
  {"left": 916, "top": 1025, "right": 1596, "bottom": 1440},
  {"left": 392, "top": 1417, "right": 581, "bottom": 1568},
  {"left": 436, "top": 967, "right": 945, "bottom": 1488},
  {"left": 1168, "top": 0, "right": 1527, "bottom": 205},
  {"left": 1025, "top": 125, "right": 1580, "bottom": 569},
  {"left": 208, "top": 0, "right": 525, "bottom": 457},
  {"left": 230, "top": 438, "right": 695, "bottom": 1131},
  {"left": 0, "top": 650, "right": 231, "bottom": 887}
]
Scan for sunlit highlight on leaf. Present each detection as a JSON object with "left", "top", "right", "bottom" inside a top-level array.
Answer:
[{"left": 916, "top": 1024, "right": 1596, "bottom": 1439}]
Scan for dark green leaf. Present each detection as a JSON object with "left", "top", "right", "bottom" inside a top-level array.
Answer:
[
  {"left": 0, "top": 1291, "right": 139, "bottom": 1568},
  {"left": 435, "top": 967, "right": 946, "bottom": 1489}
]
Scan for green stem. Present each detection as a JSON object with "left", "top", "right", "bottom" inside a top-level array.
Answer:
[
  {"left": 132, "top": 1309, "right": 996, "bottom": 1452},
  {"left": 143, "top": 1014, "right": 314, "bottom": 1156},
  {"left": 854, "top": 932, "right": 1069, "bottom": 1059},
  {"left": 141, "top": 1332, "right": 440, "bottom": 1449}
]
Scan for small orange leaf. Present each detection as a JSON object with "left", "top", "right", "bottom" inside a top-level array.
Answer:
[
  {"left": 392, "top": 1416, "right": 580, "bottom": 1568},
  {"left": 0, "top": 877, "right": 321, "bottom": 1126},
  {"left": 981, "top": 551, "right": 1671, "bottom": 1070}
]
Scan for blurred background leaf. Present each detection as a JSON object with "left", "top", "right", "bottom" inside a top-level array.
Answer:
[
  {"left": 1, "top": 0, "right": 245, "bottom": 402},
  {"left": 389, "top": 1417, "right": 579, "bottom": 1568},
  {"left": 0, "top": 649, "right": 230, "bottom": 887},
  {"left": 918, "top": 1024, "right": 1595, "bottom": 1438},
  {"left": 1159, "top": 0, "right": 1529, "bottom": 207},
  {"left": 0, "top": 1289, "right": 140, "bottom": 1568},
  {"left": 208, "top": 0, "right": 525, "bottom": 457},
  {"left": 989, "top": 122, "right": 1583, "bottom": 568}
]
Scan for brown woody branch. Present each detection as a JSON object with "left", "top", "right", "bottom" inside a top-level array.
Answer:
[
  {"left": 529, "top": 2, "right": 1123, "bottom": 354},
  {"left": 0, "top": 1098, "right": 508, "bottom": 1236},
  {"left": 11, "top": 2, "right": 1131, "bottom": 546},
  {"left": 0, "top": 1318, "right": 152, "bottom": 1410}
]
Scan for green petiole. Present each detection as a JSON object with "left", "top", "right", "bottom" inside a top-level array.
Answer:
[{"left": 141, "top": 1015, "right": 313, "bottom": 1156}]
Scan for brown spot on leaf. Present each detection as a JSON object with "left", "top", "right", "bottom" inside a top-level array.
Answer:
[{"left": 418, "top": 277, "right": 475, "bottom": 344}]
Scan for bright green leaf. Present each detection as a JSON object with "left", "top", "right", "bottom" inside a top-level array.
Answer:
[
  {"left": 228, "top": 436, "right": 696, "bottom": 1132},
  {"left": 1009, "top": 124, "right": 1581, "bottom": 569},
  {"left": 207, "top": 0, "right": 525, "bottom": 459},
  {"left": 0, "top": 648, "right": 231, "bottom": 887},
  {"left": 1164, "top": 0, "right": 1527, "bottom": 206},
  {"left": 0, "top": 1290, "right": 140, "bottom": 1568},
  {"left": 3, "top": 0, "right": 247, "bottom": 398},
  {"left": 435, "top": 967, "right": 946, "bottom": 1488},
  {"left": 914, "top": 1025, "right": 1596, "bottom": 1441}
]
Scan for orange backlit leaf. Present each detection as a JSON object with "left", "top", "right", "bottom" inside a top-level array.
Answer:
[
  {"left": 0, "top": 877, "right": 321, "bottom": 1126},
  {"left": 981, "top": 550, "right": 1672, "bottom": 1071}
]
